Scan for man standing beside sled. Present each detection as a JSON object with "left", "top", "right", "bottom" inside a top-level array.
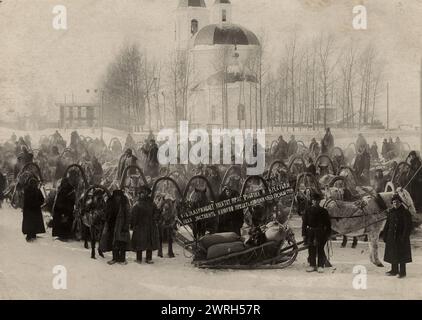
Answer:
[
  {"left": 302, "top": 192, "right": 332, "bottom": 273},
  {"left": 383, "top": 194, "right": 412, "bottom": 278}
]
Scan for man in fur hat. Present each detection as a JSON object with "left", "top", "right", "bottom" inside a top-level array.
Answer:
[
  {"left": 383, "top": 194, "right": 412, "bottom": 278},
  {"left": 302, "top": 192, "right": 331, "bottom": 273}
]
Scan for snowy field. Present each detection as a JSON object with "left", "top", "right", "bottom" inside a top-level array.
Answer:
[{"left": 1, "top": 207, "right": 422, "bottom": 300}]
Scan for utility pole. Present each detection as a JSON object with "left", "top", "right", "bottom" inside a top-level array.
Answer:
[
  {"left": 101, "top": 90, "right": 104, "bottom": 142},
  {"left": 386, "top": 82, "right": 389, "bottom": 131}
]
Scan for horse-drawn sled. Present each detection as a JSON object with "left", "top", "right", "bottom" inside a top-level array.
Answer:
[{"left": 164, "top": 173, "right": 304, "bottom": 270}]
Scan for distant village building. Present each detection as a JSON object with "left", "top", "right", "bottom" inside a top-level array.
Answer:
[
  {"left": 57, "top": 103, "right": 100, "bottom": 129},
  {"left": 176, "top": 0, "right": 265, "bottom": 130}
]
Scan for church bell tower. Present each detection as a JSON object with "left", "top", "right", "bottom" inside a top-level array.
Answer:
[
  {"left": 212, "top": 0, "right": 232, "bottom": 24},
  {"left": 175, "top": 0, "right": 210, "bottom": 50}
]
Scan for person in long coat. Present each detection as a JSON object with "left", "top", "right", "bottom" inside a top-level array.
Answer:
[
  {"left": 217, "top": 186, "right": 243, "bottom": 235},
  {"left": 99, "top": 190, "right": 131, "bottom": 265},
  {"left": 370, "top": 142, "right": 379, "bottom": 160},
  {"left": 52, "top": 177, "right": 76, "bottom": 240},
  {"left": 131, "top": 186, "right": 160, "bottom": 264},
  {"left": 274, "top": 136, "right": 288, "bottom": 160},
  {"left": 321, "top": 128, "right": 334, "bottom": 155},
  {"left": 381, "top": 139, "right": 389, "bottom": 159},
  {"left": 382, "top": 194, "right": 412, "bottom": 278},
  {"left": 302, "top": 192, "right": 331, "bottom": 273},
  {"left": 22, "top": 178, "right": 45, "bottom": 242},
  {"left": 287, "top": 135, "right": 298, "bottom": 158}
]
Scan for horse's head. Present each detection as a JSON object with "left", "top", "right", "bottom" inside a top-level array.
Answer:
[{"left": 189, "top": 187, "right": 209, "bottom": 209}]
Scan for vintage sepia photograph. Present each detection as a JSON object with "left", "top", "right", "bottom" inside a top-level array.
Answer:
[{"left": 0, "top": 0, "right": 422, "bottom": 302}]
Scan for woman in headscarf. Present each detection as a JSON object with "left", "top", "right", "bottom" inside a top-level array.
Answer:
[{"left": 22, "top": 178, "right": 45, "bottom": 242}]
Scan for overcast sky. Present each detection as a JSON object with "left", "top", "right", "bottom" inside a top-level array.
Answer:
[{"left": 0, "top": 0, "right": 421, "bottom": 126}]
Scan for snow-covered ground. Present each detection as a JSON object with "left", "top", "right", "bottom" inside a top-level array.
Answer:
[{"left": 1, "top": 207, "right": 422, "bottom": 300}]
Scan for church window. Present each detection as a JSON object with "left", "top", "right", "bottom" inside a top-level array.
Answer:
[
  {"left": 191, "top": 19, "right": 199, "bottom": 35},
  {"left": 222, "top": 9, "right": 227, "bottom": 22},
  {"left": 211, "top": 105, "right": 217, "bottom": 121}
]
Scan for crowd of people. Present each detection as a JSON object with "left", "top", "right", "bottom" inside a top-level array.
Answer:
[{"left": 0, "top": 128, "right": 418, "bottom": 276}]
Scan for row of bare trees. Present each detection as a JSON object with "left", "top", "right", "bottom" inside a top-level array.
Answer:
[
  {"left": 100, "top": 33, "right": 385, "bottom": 133},
  {"left": 263, "top": 33, "right": 385, "bottom": 131}
]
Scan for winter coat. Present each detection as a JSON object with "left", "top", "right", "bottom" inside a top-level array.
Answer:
[
  {"left": 321, "top": 133, "right": 334, "bottom": 155},
  {"left": 52, "top": 179, "right": 76, "bottom": 238},
  {"left": 288, "top": 140, "right": 298, "bottom": 158},
  {"left": 370, "top": 145, "right": 379, "bottom": 160},
  {"left": 302, "top": 205, "right": 331, "bottom": 246},
  {"left": 99, "top": 197, "right": 131, "bottom": 252},
  {"left": 383, "top": 205, "right": 412, "bottom": 264},
  {"left": 274, "top": 140, "right": 288, "bottom": 159},
  {"left": 22, "top": 186, "right": 45, "bottom": 235},
  {"left": 381, "top": 142, "right": 389, "bottom": 159},
  {"left": 373, "top": 176, "right": 387, "bottom": 193},
  {"left": 131, "top": 199, "right": 160, "bottom": 251},
  {"left": 217, "top": 189, "right": 244, "bottom": 235}
]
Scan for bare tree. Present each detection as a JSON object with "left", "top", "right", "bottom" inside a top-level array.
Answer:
[{"left": 101, "top": 43, "right": 145, "bottom": 132}]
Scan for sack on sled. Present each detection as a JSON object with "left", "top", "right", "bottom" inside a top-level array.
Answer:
[
  {"left": 206, "top": 241, "right": 246, "bottom": 260},
  {"left": 199, "top": 232, "right": 241, "bottom": 250},
  {"left": 264, "top": 222, "right": 287, "bottom": 243}
]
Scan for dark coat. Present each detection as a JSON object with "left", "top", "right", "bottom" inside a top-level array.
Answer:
[
  {"left": 131, "top": 198, "right": 160, "bottom": 251},
  {"left": 52, "top": 179, "right": 76, "bottom": 238},
  {"left": 383, "top": 205, "right": 412, "bottom": 264},
  {"left": 381, "top": 142, "right": 389, "bottom": 159},
  {"left": 99, "top": 196, "right": 131, "bottom": 252},
  {"left": 275, "top": 140, "right": 288, "bottom": 159},
  {"left": 217, "top": 189, "right": 244, "bottom": 235},
  {"left": 373, "top": 176, "right": 387, "bottom": 193},
  {"left": 302, "top": 205, "right": 331, "bottom": 246},
  {"left": 287, "top": 140, "right": 298, "bottom": 157},
  {"left": 22, "top": 186, "right": 45, "bottom": 235},
  {"left": 306, "top": 164, "right": 317, "bottom": 176},
  {"left": 321, "top": 133, "right": 334, "bottom": 154}
]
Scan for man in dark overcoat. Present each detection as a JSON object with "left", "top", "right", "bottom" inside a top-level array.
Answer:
[
  {"left": 302, "top": 192, "right": 331, "bottom": 273},
  {"left": 22, "top": 178, "right": 45, "bottom": 242},
  {"left": 100, "top": 190, "right": 131, "bottom": 265},
  {"left": 321, "top": 128, "right": 334, "bottom": 155},
  {"left": 52, "top": 177, "right": 76, "bottom": 240},
  {"left": 383, "top": 194, "right": 412, "bottom": 278},
  {"left": 131, "top": 186, "right": 160, "bottom": 264}
]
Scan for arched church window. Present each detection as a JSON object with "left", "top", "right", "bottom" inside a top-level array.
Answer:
[
  {"left": 191, "top": 19, "right": 199, "bottom": 35},
  {"left": 222, "top": 9, "right": 227, "bottom": 22}
]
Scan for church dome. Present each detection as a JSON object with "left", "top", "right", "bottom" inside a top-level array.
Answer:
[
  {"left": 178, "top": 0, "right": 206, "bottom": 8},
  {"left": 194, "top": 23, "right": 260, "bottom": 46}
]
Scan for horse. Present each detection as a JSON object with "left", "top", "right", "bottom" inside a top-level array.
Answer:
[{"left": 296, "top": 187, "right": 416, "bottom": 267}]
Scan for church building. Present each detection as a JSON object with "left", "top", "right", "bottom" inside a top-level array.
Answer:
[{"left": 175, "top": 0, "right": 265, "bottom": 131}]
